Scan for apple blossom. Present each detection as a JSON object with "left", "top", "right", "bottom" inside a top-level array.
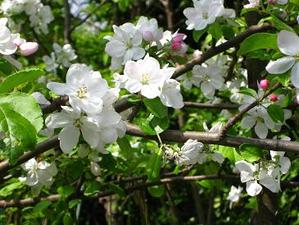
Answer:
[
  {"left": 183, "top": 0, "right": 235, "bottom": 31},
  {"left": 43, "top": 52, "right": 58, "bottom": 73},
  {"left": 266, "top": 30, "right": 299, "bottom": 88},
  {"left": 47, "top": 64, "right": 109, "bottom": 115},
  {"left": 175, "top": 139, "right": 205, "bottom": 166},
  {"left": 0, "top": 18, "right": 17, "bottom": 55},
  {"left": 19, "top": 158, "right": 57, "bottom": 195},
  {"left": 105, "top": 23, "right": 145, "bottom": 69},
  {"left": 270, "top": 150, "right": 291, "bottom": 175},
  {"left": 19, "top": 42, "right": 38, "bottom": 56},
  {"left": 118, "top": 55, "right": 184, "bottom": 108},
  {"left": 136, "top": 16, "right": 163, "bottom": 43},
  {"left": 227, "top": 185, "right": 243, "bottom": 208},
  {"left": 53, "top": 43, "right": 77, "bottom": 68}
]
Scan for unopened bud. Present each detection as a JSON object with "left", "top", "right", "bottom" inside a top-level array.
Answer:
[
  {"left": 260, "top": 79, "right": 269, "bottom": 90},
  {"left": 19, "top": 42, "right": 39, "bottom": 56},
  {"left": 269, "top": 94, "right": 278, "bottom": 102}
]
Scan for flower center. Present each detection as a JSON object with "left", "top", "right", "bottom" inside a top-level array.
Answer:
[
  {"left": 202, "top": 11, "right": 209, "bottom": 20},
  {"left": 126, "top": 42, "right": 133, "bottom": 49},
  {"left": 76, "top": 86, "right": 88, "bottom": 99},
  {"left": 74, "top": 119, "right": 82, "bottom": 128},
  {"left": 141, "top": 74, "right": 150, "bottom": 85}
]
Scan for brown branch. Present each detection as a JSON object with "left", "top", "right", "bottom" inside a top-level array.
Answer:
[
  {"left": 172, "top": 23, "right": 273, "bottom": 78},
  {"left": 1, "top": 174, "right": 298, "bottom": 208},
  {"left": 184, "top": 102, "right": 239, "bottom": 110},
  {"left": 219, "top": 83, "right": 281, "bottom": 138},
  {"left": 64, "top": 0, "right": 72, "bottom": 44},
  {"left": 160, "top": 0, "right": 174, "bottom": 32},
  {"left": 125, "top": 122, "right": 299, "bottom": 153}
]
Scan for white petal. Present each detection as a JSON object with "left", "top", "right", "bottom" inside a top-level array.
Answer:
[
  {"left": 240, "top": 115, "right": 256, "bottom": 129},
  {"left": 278, "top": 30, "right": 299, "bottom": 56},
  {"left": 47, "top": 82, "right": 72, "bottom": 96},
  {"left": 259, "top": 176, "right": 280, "bottom": 193},
  {"left": 266, "top": 56, "right": 295, "bottom": 74},
  {"left": 58, "top": 126, "right": 80, "bottom": 153},
  {"left": 255, "top": 121, "right": 268, "bottom": 139},
  {"left": 291, "top": 62, "right": 299, "bottom": 88},
  {"left": 159, "top": 79, "right": 184, "bottom": 109},
  {"left": 280, "top": 157, "right": 291, "bottom": 174},
  {"left": 140, "top": 85, "right": 160, "bottom": 99},
  {"left": 246, "top": 180, "right": 263, "bottom": 196},
  {"left": 235, "top": 161, "right": 255, "bottom": 183}
]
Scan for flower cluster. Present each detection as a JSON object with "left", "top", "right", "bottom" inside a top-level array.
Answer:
[
  {"left": 167, "top": 139, "right": 224, "bottom": 166},
  {"left": 43, "top": 43, "right": 77, "bottom": 73},
  {"left": 183, "top": 0, "right": 235, "bottom": 31},
  {"left": 46, "top": 64, "right": 126, "bottom": 154},
  {"left": 115, "top": 55, "right": 184, "bottom": 109},
  {"left": 0, "top": 18, "right": 38, "bottom": 56},
  {"left": 19, "top": 158, "right": 57, "bottom": 195},
  {"left": 235, "top": 151, "right": 291, "bottom": 196},
  {"left": 1, "top": 0, "right": 53, "bottom": 34},
  {"left": 240, "top": 89, "right": 291, "bottom": 139}
]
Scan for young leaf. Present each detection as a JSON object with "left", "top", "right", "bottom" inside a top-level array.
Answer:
[
  {"left": 238, "top": 33, "right": 278, "bottom": 56},
  {"left": 0, "top": 68, "right": 44, "bottom": 93},
  {"left": 238, "top": 144, "right": 263, "bottom": 162},
  {"left": 267, "top": 104, "right": 284, "bottom": 123},
  {"left": 143, "top": 98, "right": 168, "bottom": 118}
]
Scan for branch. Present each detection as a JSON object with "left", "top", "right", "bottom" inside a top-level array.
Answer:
[
  {"left": 1, "top": 174, "right": 298, "bottom": 208},
  {"left": 219, "top": 83, "right": 281, "bottom": 137},
  {"left": 184, "top": 102, "right": 239, "bottom": 110},
  {"left": 64, "top": 0, "right": 72, "bottom": 43},
  {"left": 172, "top": 23, "right": 273, "bottom": 78},
  {"left": 125, "top": 122, "right": 299, "bottom": 153}
]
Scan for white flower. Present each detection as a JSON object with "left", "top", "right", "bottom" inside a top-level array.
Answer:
[
  {"left": 136, "top": 16, "right": 163, "bottom": 43},
  {"left": 47, "top": 64, "right": 109, "bottom": 115},
  {"left": 266, "top": 30, "right": 299, "bottom": 88},
  {"left": 227, "top": 185, "right": 242, "bottom": 208},
  {"left": 46, "top": 106, "right": 125, "bottom": 154},
  {"left": 175, "top": 139, "right": 205, "bottom": 166},
  {"left": 240, "top": 106, "right": 275, "bottom": 139},
  {"left": 183, "top": 0, "right": 235, "bottom": 31},
  {"left": 19, "top": 158, "right": 57, "bottom": 195},
  {"left": 105, "top": 23, "right": 145, "bottom": 69},
  {"left": 277, "top": 0, "right": 288, "bottom": 4},
  {"left": 191, "top": 62, "right": 225, "bottom": 98},
  {"left": 0, "top": 18, "right": 17, "bottom": 55},
  {"left": 235, "top": 160, "right": 282, "bottom": 196},
  {"left": 244, "top": 0, "right": 260, "bottom": 8},
  {"left": 122, "top": 56, "right": 173, "bottom": 98},
  {"left": 235, "top": 161, "right": 263, "bottom": 196},
  {"left": 53, "top": 43, "right": 77, "bottom": 67},
  {"left": 270, "top": 151, "right": 291, "bottom": 174},
  {"left": 31, "top": 92, "right": 50, "bottom": 106},
  {"left": 29, "top": 4, "right": 54, "bottom": 34},
  {"left": 159, "top": 79, "right": 184, "bottom": 109},
  {"left": 43, "top": 52, "right": 58, "bottom": 73}
]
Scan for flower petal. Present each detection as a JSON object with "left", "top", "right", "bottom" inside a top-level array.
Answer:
[
  {"left": 255, "top": 121, "right": 268, "bottom": 139},
  {"left": 291, "top": 62, "right": 299, "bottom": 88},
  {"left": 278, "top": 30, "right": 299, "bottom": 56},
  {"left": 58, "top": 126, "right": 80, "bottom": 153},
  {"left": 246, "top": 180, "right": 263, "bottom": 196},
  {"left": 266, "top": 56, "right": 295, "bottom": 74}
]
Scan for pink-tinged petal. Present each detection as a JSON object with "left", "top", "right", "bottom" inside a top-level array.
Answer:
[
  {"left": 278, "top": 30, "right": 299, "bottom": 56},
  {"left": 19, "top": 42, "right": 39, "bottom": 56},
  {"left": 105, "top": 39, "right": 126, "bottom": 57},
  {"left": 291, "top": 62, "right": 299, "bottom": 88},
  {"left": 246, "top": 180, "right": 263, "bottom": 196},
  {"left": 58, "top": 126, "right": 80, "bottom": 153},
  {"left": 266, "top": 56, "right": 295, "bottom": 74},
  {"left": 125, "top": 79, "right": 142, "bottom": 93}
]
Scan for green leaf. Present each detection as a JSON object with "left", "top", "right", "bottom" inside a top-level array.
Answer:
[
  {"left": 261, "top": 15, "right": 295, "bottom": 32},
  {"left": 0, "top": 180, "right": 23, "bottom": 197},
  {"left": 146, "top": 148, "right": 162, "bottom": 180},
  {"left": 57, "top": 185, "right": 75, "bottom": 199},
  {"left": 135, "top": 114, "right": 169, "bottom": 135},
  {"left": 149, "top": 116, "right": 169, "bottom": 134},
  {"left": 208, "top": 22, "right": 222, "bottom": 40},
  {"left": 68, "top": 199, "right": 81, "bottom": 209},
  {"left": 0, "top": 68, "right": 44, "bottom": 93},
  {"left": 238, "top": 33, "right": 278, "bottom": 56},
  {"left": 0, "top": 93, "right": 43, "bottom": 132},
  {"left": 117, "top": 136, "right": 133, "bottom": 159},
  {"left": 239, "top": 87, "right": 257, "bottom": 98},
  {"left": 238, "top": 144, "right": 263, "bottom": 162},
  {"left": 148, "top": 185, "right": 164, "bottom": 198},
  {"left": 0, "top": 103, "right": 37, "bottom": 163},
  {"left": 63, "top": 213, "right": 73, "bottom": 225},
  {"left": 193, "top": 29, "right": 207, "bottom": 42},
  {"left": 143, "top": 98, "right": 168, "bottom": 118},
  {"left": 0, "top": 59, "right": 15, "bottom": 76},
  {"left": 33, "top": 201, "right": 51, "bottom": 216},
  {"left": 267, "top": 104, "right": 284, "bottom": 123}
]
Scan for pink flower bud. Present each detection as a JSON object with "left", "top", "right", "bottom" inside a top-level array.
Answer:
[
  {"left": 260, "top": 79, "right": 269, "bottom": 90},
  {"left": 19, "top": 42, "right": 39, "bottom": 56},
  {"left": 143, "top": 31, "right": 154, "bottom": 42},
  {"left": 171, "top": 33, "right": 187, "bottom": 51},
  {"left": 269, "top": 94, "right": 278, "bottom": 102}
]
